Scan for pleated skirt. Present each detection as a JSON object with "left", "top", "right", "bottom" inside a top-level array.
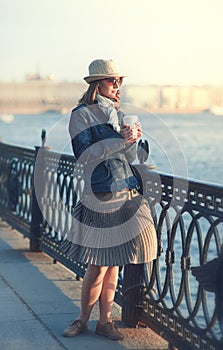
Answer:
[{"left": 59, "top": 189, "right": 158, "bottom": 266}]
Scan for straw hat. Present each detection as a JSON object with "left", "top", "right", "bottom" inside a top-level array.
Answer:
[{"left": 84, "top": 59, "right": 127, "bottom": 84}]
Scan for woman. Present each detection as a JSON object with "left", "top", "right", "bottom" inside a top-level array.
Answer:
[{"left": 61, "top": 59, "right": 157, "bottom": 341}]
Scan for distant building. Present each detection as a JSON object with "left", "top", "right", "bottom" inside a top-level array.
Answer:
[
  {"left": 0, "top": 79, "right": 86, "bottom": 114},
  {"left": 0, "top": 78, "right": 223, "bottom": 114},
  {"left": 123, "top": 84, "right": 220, "bottom": 113}
]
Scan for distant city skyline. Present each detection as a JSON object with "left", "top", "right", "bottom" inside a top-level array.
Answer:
[
  {"left": 1, "top": 0, "right": 223, "bottom": 85},
  {"left": 1, "top": 80, "right": 223, "bottom": 115}
]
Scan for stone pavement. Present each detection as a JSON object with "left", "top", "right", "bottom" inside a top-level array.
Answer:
[{"left": 0, "top": 219, "right": 169, "bottom": 350}]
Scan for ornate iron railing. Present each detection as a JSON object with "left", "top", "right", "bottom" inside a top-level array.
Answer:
[
  {"left": 0, "top": 142, "right": 35, "bottom": 237},
  {"left": 130, "top": 167, "right": 223, "bottom": 350},
  {"left": 0, "top": 140, "right": 222, "bottom": 350}
]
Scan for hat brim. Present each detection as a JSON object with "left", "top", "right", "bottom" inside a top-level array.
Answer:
[{"left": 84, "top": 74, "right": 127, "bottom": 84}]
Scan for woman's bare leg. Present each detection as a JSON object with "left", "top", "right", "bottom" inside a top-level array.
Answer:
[
  {"left": 64, "top": 264, "right": 122, "bottom": 340},
  {"left": 98, "top": 266, "right": 119, "bottom": 324},
  {"left": 79, "top": 264, "right": 109, "bottom": 324}
]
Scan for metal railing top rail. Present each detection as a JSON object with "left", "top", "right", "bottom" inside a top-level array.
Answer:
[{"left": 137, "top": 166, "right": 223, "bottom": 216}]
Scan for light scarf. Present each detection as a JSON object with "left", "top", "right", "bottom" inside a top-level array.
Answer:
[{"left": 96, "top": 94, "right": 121, "bottom": 132}]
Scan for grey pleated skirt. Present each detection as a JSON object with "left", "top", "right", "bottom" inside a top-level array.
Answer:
[{"left": 59, "top": 189, "right": 157, "bottom": 266}]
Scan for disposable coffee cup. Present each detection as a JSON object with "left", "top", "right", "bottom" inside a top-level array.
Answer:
[{"left": 123, "top": 115, "right": 139, "bottom": 138}]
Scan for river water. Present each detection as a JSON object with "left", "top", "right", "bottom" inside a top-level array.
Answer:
[{"left": 0, "top": 109, "right": 222, "bottom": 186}]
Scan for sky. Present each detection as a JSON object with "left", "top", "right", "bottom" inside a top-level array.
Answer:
[{"left": 1, "top": 0, "right": 223, "bottom": 85}]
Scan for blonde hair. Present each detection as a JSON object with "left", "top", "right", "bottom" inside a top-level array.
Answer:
[{"left": 78, "top": 81, "right": 99, "bottom": 105}]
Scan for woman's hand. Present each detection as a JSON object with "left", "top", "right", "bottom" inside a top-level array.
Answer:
[{"left": 120, "top": 122, "right": 142, "bottom": 143}]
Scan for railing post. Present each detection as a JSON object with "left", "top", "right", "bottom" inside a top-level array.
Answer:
[
  {"left": 122, "top": 263, "right": 145, "bottom": 327},
  {"left": 30, "top": 130, "right": 47, "bottom": 251}
]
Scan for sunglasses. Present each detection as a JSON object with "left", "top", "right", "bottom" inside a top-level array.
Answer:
[{"left": 106, "top": 77, "right": 123, "bottom": 87}]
